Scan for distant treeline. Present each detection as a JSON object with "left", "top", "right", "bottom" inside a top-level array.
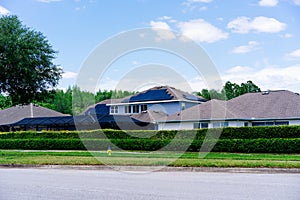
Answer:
[
  {"left": 0, "top": 86, "right": 136, "bottom": 115},
  {"left": 0, "top": 80, "right": 260, "bottom": 115}
]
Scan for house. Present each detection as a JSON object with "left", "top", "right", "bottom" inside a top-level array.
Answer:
[
  {"left": 0, "top": 103, "right": 69, "bottom": 131},
  {"left": 158, "top": 90, "right": 300, "bottom": 130},
  {"left": 106, "top": 86, "right": 206, "bottom": 116},
  {"left": 4, "top": 87, "right": 300, "bottom": 132}
]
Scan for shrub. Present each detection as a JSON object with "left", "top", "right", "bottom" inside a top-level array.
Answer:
[{"left": 0, "top": 126, "right": 299, "bottom": 153}]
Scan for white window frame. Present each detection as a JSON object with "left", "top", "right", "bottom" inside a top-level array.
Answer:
[
  {"left": 141, "top": 104, "right": 147, "bottom": 112},
  {"left": 125, "top": 105, "right": 131, "bottom": 114},
  {"left": 110, "top": 105, "right": 118, "bottom": 114},
  {"left": 132, "top": 105, "right": 139, "bottom": 113}
]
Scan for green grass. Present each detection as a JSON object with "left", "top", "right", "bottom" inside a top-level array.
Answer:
[{"left": 0, "top": 150, "right": 299, "bottom": 168}]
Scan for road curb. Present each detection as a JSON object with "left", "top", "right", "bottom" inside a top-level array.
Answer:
[{"left": 1, "top": 164, "right": 300, "bottom": 173}]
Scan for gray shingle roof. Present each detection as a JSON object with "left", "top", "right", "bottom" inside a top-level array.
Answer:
[
  {"left": 166, "top": 99, "right": 236, "bottom": 121},
  {"left": 0, "top": 103, "right": 69, "bottom": 125},
  {"left": 227, "top": 90, "right": 300, "bottom": 119},
  {"left": 131, "top": 110, "right": 168, "bottom": 123},
  {"left": 165, "top": 90, "right": 300, "bottom": 122}
]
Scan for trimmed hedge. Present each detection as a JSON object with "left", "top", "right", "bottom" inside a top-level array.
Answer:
[
  {"left": 0, "top": 126, "right": 299, "bottom": 153},
  {"left": 0, "top": 126, "right": 300, "bottom": 140},
  {"left": 0, "top": 138, "right": 299, "bottom": 153}
]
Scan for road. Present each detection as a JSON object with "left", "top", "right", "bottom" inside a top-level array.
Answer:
[{"left": 0, "top": 168, "right": 299, "bottom": 200}]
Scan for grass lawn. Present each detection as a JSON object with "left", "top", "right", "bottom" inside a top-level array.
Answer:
[{"left": 0, "top": 150, "right": 299, "bottom": 168}]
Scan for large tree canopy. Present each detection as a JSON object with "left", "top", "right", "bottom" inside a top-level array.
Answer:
[{"left": 0, "top": 15, "right": 62, "bottom": 105}]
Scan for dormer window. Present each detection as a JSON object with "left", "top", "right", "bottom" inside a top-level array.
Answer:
[
  {"left": 141, "top": 104, "right": 147, "bottom": 112},
  {"left": 125, "top": 105, "right": 131, "bottom": 113},
  {"left": 111, "top": 105, "right": 118, "bottom": 114},
  {"left": 132, "top": 105, "right": 139, "bottom": 113}
]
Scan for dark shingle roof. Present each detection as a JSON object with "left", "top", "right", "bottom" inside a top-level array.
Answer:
[
  {"left": 0, "top": 104, "right": 69, "bottom": 125},
  {"left": 166, "top": 90, "right": 300, "bottom": 122},
  {"left": 121, "top": 86, "right": 206, "bottom": 103}
]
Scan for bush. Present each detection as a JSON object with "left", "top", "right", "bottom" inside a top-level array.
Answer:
[
  {"left": 0, "top": 126, "right": 299, "bottom": 153},
  {"left": 0, "top": 138, "right": 299, "bottom": 153},
  {"left": 1, "top": 126, "right": 300, "bottom": 140}
]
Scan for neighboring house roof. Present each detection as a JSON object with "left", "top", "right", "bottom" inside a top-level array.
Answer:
[
  {"left": 115, "top": 86, "right": 206, "bottom": 104},
  {"left": 166, "top": 99, "right": 236, "bottom": 122},
  {"left": 227, "top": 90, "right": 300, "bottom": 119},
  {"left": 0, "top": 103, "right": 69, "bottom": 125},
  {"left": 131, "top": 110, "right": 168, "bottom": 123},
  {"left": 165, "top": 90, "right": 300, "bottom": 122}
]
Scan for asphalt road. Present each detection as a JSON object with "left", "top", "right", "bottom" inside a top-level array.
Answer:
[{"left": 0, "top": 168, "right": 299, "bottom": 200}]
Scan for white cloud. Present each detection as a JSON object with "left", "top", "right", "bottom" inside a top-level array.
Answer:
[
  {"left": 281, "top": 33, "right": 293, "bottom": 38},
  {"left": 287, "top": 49, "right": 300, "bottom": 59},
  {"left": 227, "top": 16, "right": 286, "bottom": 34},
  {"left": 223, "top": 65, "right": 300, "bottom": 93},
  {"left": 231, "top": 41, "right": 260, "bottom": 54},
  {"left": 158, "top": 16, "right": 172, "bottom": 21},
  {"left": 178, "top": 19, "right": 228, "bottom": 43},
  {"left": 182, "top": 0, "right": 213, "bottom": 12},
  {"left": 226, "top": 66, "right": 254, "bottom": 74},
  {"left": 259, "top": 0, "right": 278, "bottom": 7},
  {"left": 0, "top": 5, "right": 10, "bottom": 15},
  {"left": 150, "top": 21, "right": 176, "bottom": 40},
  {"left": 36, "top": 0, "right": 62, "bottom": 3},
  {"left": 62, "top": 71, "right": 78, "bottom": 79},
  {"left": 292, "top": 0, "right": 300, "bottom": 5}
]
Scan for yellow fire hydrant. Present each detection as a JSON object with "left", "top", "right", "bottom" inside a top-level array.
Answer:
[{"left": 107, "top": 145, "right": 112, "bottom": 156}]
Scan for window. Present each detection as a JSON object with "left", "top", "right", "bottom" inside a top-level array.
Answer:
[
  {"left": 193, "top": 122, "right": 209, "bottom": 129},
  {"left": 252, "top": 121, "right": 289, "bottom": 126},
  {"left": 244, "top": 122, "right": 249, "bottom": 127},
  {"left": 212, "top": 122, "right": 229, "bottom": 128},
  {"left": 125, "top": 105, "right": 131, "bottom": 113},
  {"left": 252, "top": 122, "right": 266, "bottom": 126},
  {"left": 141, "top": 104, "right": 147, "bottom": 112},
  {"left": 110, "top": 106, "right": 118, "bottom": 114},
  {"left": 275, "top": 121, "right": 289, "bottom": 126},
  {"left": 132, "top": 105, "right": 139, "bottom": 113},
  {"left": 201, "top": 123, "right": 209, "bottom": 128}
]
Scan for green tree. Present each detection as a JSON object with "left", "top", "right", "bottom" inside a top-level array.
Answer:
[
  {"left": 72, "top": 86, "right": 95, "bottom": 115},
  {"left": 240, "top": 80, "right": 261, "bottom": 94},
  {"left": 0, "top": 15, "right": 62, "bottom": 105},
  {"left": 0, "top": 94, "right": 12, "bottom": 109},
  {"left": 197, "top": 80, "right": 261, "bottom": 100}
]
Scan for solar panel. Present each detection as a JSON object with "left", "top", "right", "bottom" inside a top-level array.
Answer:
[{"left": 128, "top": 89, "right": 173, "bottom": 102}]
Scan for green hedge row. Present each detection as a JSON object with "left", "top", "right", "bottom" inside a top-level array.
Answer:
[
  {"left": 1, "top": 138, "right": 299, "bottom": 153},
  {"left": 0, "top": 126, "right": 300, "bottom": 140}
]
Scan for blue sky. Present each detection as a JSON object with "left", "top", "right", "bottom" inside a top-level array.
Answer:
[{"left": 1, "top": 0, "right": 300, "bottom": 93}]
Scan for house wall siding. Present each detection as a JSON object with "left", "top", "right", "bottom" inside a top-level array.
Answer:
[
  {"left": 289, "top": 120, "right": 300, "bottom": 125},
  {"left": 110, "top": 101, "right": 200, "bottom": 116},
  {"left": 148, "top": 102, "right": 181, "bottom": 115},
  {"left": 158, "top": 122, "right": 193, "bottom": 130},
  {"left": 229, "top": 121, "right": 244, "bottom": 127}
]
